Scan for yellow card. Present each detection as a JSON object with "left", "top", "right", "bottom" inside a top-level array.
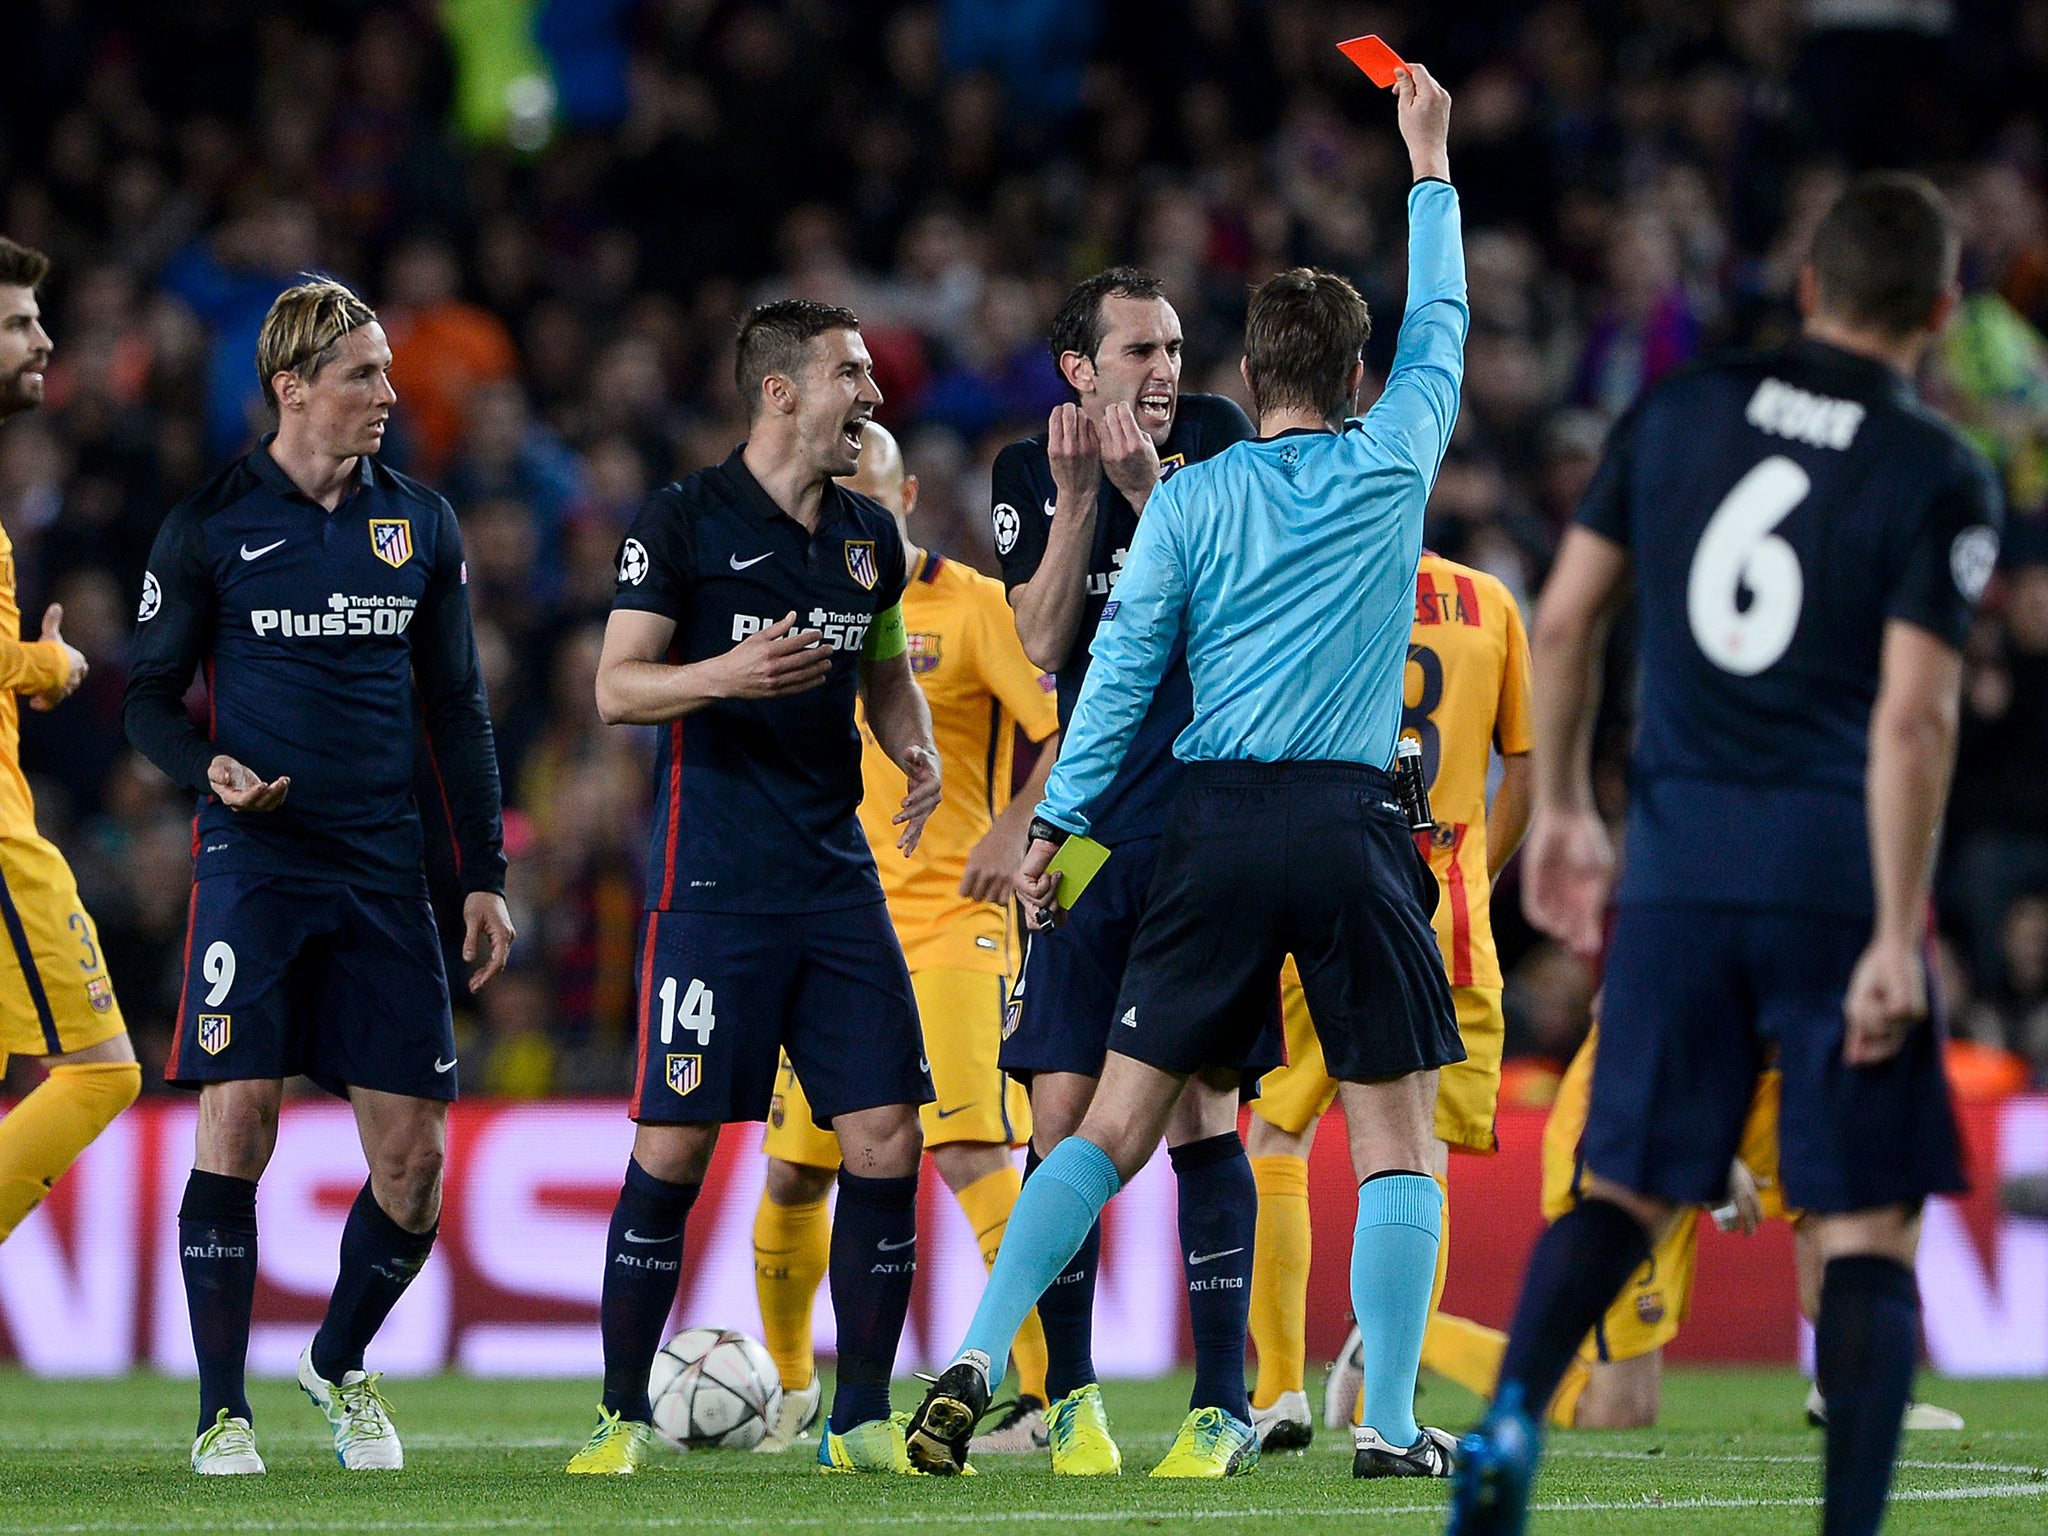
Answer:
[{"left": 1047, "top": 835, "right": 1112, "bottom": 910}]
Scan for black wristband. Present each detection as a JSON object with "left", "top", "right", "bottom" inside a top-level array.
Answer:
[{"left": 1027, "top": 816, "right": 1071, "bottom": 848}]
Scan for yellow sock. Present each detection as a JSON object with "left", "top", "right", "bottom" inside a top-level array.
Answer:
[
  {"left": 955, "top": 1164, "right": 1049, "bottom": 1404},
  {"left": 1420, "top": 1311, "right": 1509, "bottom": 1399},
  {"left": 1249, "top": 1153, "right": 1311, "bottom": 1408},
  {"left": 1548, "top": 1356, "right": 1595, "bottom": 1428},
  {"left": 752, "top": 1193, "right": 829, "bottom": 1391},
  {"left": 0, "top": 1060, "right": 141, "bottom": 1243}
]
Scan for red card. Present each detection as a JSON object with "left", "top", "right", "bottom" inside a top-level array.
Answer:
[{"left": 1337, "top": 34, "right": 1407, "bottom": 89}]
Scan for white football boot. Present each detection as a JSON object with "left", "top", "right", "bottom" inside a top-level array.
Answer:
[
  {"left": 299, "top": 1343, "right": 404, "bottom": 1469},
  {"left": 191, "top": 1409, "right": 265, "bottom": 1475}
]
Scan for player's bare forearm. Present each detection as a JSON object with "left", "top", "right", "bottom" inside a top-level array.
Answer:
[
  {"left": 861, "top": 649, "right": 937, "bottom": 779},
  {"left": 1529, "top": 529, "right": 1628, "bottom": 812},
  {"left": 1866, "top": 622, "right": 1962, "bottom": 944},
  {"left": 595, "top": 654, "right": 730, "bottom": 725},
  {"left": 1488, "top": 752, "right": 1532, "bottom": 877},
  {"left": 596, "top": 608, "right": 828, "bottom": 725},
  {"left": 1010, "top": 497, "right": 1097, "bottom": 670}
]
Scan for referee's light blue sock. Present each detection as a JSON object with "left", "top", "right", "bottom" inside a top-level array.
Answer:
[
  {"left": 1351, "top": 1171, "right": 1442, "bottom": 1448},
  {"left": 956, "top": 1137, "right": 1122, "bottom": 1392}
]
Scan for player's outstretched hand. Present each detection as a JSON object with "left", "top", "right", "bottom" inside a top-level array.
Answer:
[
  {"left": 1843, "top": 933, "right": 1927, "bottom": 1067},
  {"left": 1714, "top": 1157, "right": 1765, "bottom": 1235},
  {"left": 712, "top": 611, "right": 833, "bottom": 699},
  {"left": 208, "top": 754, "right": 290, "bottom": 813},
  {"left": 1047, "top": 403, "right": 1101, "bottom": 508},
  {"left": 1100, "top": 402, "right": 1162, "bottom": 508},
  {"left": 29, "top": 603, "right": 87, "bottom": 712},
  {"left": 1520, "top": 805, "right": 1613, "bottom": 959},
  {"left": 1016, "top": 835, "right": 1061, "bottom": 931},
  {"left": 462, "top": 890, "right": 517, "bottom": 993},
  {"left": 893, "top": 744, "right": 942, "bottom": 854},
  {"left": 1392, "top": 62, "right": 1452, "bottom": 183}
]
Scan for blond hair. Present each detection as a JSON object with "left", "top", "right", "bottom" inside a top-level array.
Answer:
[{"left": 255, "top": 277, "right": 377, "bottom": 411}]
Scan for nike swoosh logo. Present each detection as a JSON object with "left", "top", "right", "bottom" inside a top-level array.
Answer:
[
  {"left": 239, "top": 539, "right": 287, "bottom": 561},
  {"left": 433, "top": 1057, "right": 457, "bottom": 1073},
  {"left": 878, "top": 1236, "right": 916, "bottom": 1252},
  {"left": 1041, "top": 498, "right": 1055, "bottom": 517},
  {"left": 623, "top": 1230, "right": 671, "bottom": 1245},
  {"left": 918, "top": 1058, "right": 931, "bottom": 1075},
  {"left": 934, "top": 1103, "right": 977, "bottom": 1120},
  {"left": 1187, "top": 1246, "right": 1244, "bottom": 1266},
  {"left": 729, "top": 551, "right": 773, "bottom": 570}
]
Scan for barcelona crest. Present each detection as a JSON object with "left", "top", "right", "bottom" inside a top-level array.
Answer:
[
  {"left": 198, "top": 1014, "right": 232, "bottom": 1055},
  {"left": 907, "top": 632, "right": 941, "bottom": 674},
  {"left": 369, "top": 518, "right": 414, "bottom": 569},
  {"left": 1635, "top": 1291, "right": 1666, "bottom": 1326},
  {"left": 86, "top": 976, "right": 115, "bottom": 1013},
  {"left": 666, "top": 1053, "right": 702, "bottom": 1097},
  {"left": 845, "top": 539, "right": 878, "bottom": 590}
]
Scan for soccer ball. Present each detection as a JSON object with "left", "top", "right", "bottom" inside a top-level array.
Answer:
[{"left": 648, "top": 1326, "right": 783, "bottom": 1451}]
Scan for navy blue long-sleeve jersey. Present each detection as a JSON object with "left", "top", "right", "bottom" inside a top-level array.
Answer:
[
  {"left": 125, "top": 438, "right": 507, "bottom": 896},
  {"left": 1578, "top": 339, "right": 2002, "bottom": 917}
]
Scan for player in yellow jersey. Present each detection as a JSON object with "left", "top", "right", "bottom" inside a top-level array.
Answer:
[
  {"left": 0, "top": 236, "right": 140, "bottom": 1247},
  {"left": 1517, "top": 1014, "right": 1961, "bottom": 1432},
  {"left": 1245, "top": 551, "right": 1534, "bottom": 1450},
  {"left": 753, "top": 422, "right": 1061, "bottom": 1454}
]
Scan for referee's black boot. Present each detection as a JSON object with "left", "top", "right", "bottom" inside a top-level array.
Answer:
[
  {"left": 905, "top": 1360, "right": 989, "bottom": 1475},
  {"left": 1353, "top": 1423, "right": 1458, "bottom": 1478}
]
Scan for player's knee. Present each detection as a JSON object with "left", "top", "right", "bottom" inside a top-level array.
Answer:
[
  {"left": 1574, "top": 1358, "right": 1661, "bottom": 1430},
  {"left": 47, "top": 1059, "right": 142, "bottom": 1126},
  {"left": 765, "top": 1157, "right": 835, "bottom": 1205},
  {"left": 1246, "top": 1112, "right": 1311, "bottom": 1160},
  {"left": 196, "top": 1089, "right": 281, "bottom": 1180}
]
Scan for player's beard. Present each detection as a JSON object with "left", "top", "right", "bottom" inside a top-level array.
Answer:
[{"left": 0, "top": 363, "right": 45, "bottom": 414}]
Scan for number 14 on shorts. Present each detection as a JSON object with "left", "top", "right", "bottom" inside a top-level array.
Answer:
[{"left": 657, "top": 977, "right": 716, "bottom": 1046}]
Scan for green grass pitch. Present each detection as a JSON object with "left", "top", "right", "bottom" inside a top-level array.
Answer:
[{"left": 1, "top": 1368, "right": 2044, "bottom": 1534}]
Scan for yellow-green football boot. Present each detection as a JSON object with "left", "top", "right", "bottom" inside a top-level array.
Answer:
[
  {"left": 565, "top": 1408, "right": 654, "bottom": 1474},
  {"left": 1149, "top": 1405, "right": 1259, "bottom": 1478},
  {"left": 1047, "top": 1382, "right": 1123, "bottom": 1476}
]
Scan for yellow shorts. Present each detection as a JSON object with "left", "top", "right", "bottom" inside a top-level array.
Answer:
[
  {"left": 1541, "top": 1028, "right": 1789, "bottom": 1361},
  {"left": 763, "top": 967, "right": 1032, "bottom": 1169},
  {"left": 1253, "top": 959, "right": 1504, "bottom": 1153},
  {"left": 0, "top": 832, "right": 125, "bottom": 1064}
]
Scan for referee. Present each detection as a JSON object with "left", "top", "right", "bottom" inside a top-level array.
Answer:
[{"left": 906, "top": 62, "right": 1467, "bottom": 1479}]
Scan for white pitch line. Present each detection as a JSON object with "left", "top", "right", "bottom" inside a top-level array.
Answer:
[{"left": 1, "top": 1481, "right": 2044, "bottom": 1536}]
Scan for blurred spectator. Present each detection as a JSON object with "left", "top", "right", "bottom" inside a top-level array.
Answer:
[{"left": 379, "top": 232, "right": 520, "bottom": 478}]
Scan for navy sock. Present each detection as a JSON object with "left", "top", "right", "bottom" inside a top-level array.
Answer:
[
  {"left": 1027, "top": 1143, "right": 1102, "bottom": 1401},
  {"left": 311, "top": 1182, "right": 437, "bottom": 1381},
  {"left": 599, "top": 1160, "right": 698, "bottom": 1423},
  {"left": 1817, "top": 1255, "right": 1919, "bottom": 1536},
  {"left": 1171, "top": 1132, "right": 1255, "bottom": 1421},
  {"left": 1496, "top": 1198, "right": 1651, "bottom": 1414},
  {"left": 828, "top": 1170, "right": 918, "bottom": 1433},
  {"left": 178, "top": 1169, "right": 258, "bottom": 1436}
]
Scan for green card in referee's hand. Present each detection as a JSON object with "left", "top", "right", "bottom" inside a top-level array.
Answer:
[{"left": 1047, "top": 835, "right": 1111, "bottom": 910}]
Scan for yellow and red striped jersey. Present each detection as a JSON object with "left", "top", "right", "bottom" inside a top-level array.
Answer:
[{"left": 1404, "top": 552, "right": 1533, "bottom": 990}]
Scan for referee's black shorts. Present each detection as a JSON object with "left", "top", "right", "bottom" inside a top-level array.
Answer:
[{"left": 1112, "top": 761, "right": 1463, "bottom": 1084}]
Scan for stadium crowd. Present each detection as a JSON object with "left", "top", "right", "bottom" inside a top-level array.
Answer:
[{"left": 2, "top": 0, "right": 2046, "bottom": 1099}]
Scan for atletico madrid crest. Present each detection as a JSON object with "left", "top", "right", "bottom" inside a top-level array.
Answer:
[
  {"left": 369, "top": 518, "right": 414, "bottom": 568},
  {"left": 198, "top": 1014, "right": 232, "bottom": 1055},
  {"left": 845, "top": 539, "right": 878, "bottom": 590},
  {"left": 666, "top": 1053, "right": 702, "bottom": 1097}
]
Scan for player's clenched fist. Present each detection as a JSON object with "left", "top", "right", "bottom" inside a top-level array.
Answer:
[
  {"left": 1392, "top": 62, "right": 1451, "bottom": 183},
  {"left": 30, "top": 602, "right": 87, "bottom": 712},
  {"left": 709, "top": 611, "right": 834, "bottom": 699},
  {"left": 1046, "top": 402, "right": 1101, "bottom": 507},
  {"left": 208, "top": 754, "right": 290, "bottom": 812}
]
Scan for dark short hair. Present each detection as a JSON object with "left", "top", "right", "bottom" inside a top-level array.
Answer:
[
  {"left": 0, "top": 236, "right": 50, "bottom": 290},
  {"left": 1243, "top": 267, "right": 1372, "bottom": 424},
  {"left": 735, "top": 299, "right": 862, "bottom": 418},
  {"left": 1809, "top": 173, "right": 1958, "bottom": 337},
  {"left": 1048, "top": 266, "right": 1167, "bottom": 370}
]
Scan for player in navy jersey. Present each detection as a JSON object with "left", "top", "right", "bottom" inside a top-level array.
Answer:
[
  {"left": 987, "top": 268, "right": 1276, "bottom": 1477},
  {"left": 566, "top": 300, "right": 942, "bottom": 1477},
  {"left": 1449, "top": 176, "right": 2002, "bottom": 1536},
  {"left": 125, "top": 279, "right": 513, "bottom": 1476}
]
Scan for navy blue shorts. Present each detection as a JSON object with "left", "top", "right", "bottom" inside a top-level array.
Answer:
[
  {"left": 1002, "top": 835, "right": 1282, "bottom": 1085},
  {"left": 630, "top": 902, "right": 931, "bottom": 1126},
  {"left": 1115, "top": 763, "right": 1462, "bottom": 1084},
  {"left": 1588, "top": 904, "right": 1966, "bottom": 1214},
  {"left": 167, "top": 874, "right": 456, "bottom": 1100}
]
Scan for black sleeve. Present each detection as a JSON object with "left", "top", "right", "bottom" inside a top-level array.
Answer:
[
  {"left": 411, "top": 500, "right": 508, "bottom": 895},
  {"left": 875, "top": 514, "right": 909, "bottom": 611},
  {"left": 611, "top": 487, "right": 696, "bottom": 619},
  {"left": 123, "top": 506, "right": 217, "bottom": 795},
  {"left": 991, "top": 441, "right": 1050, "bottom": 593},
  {"left": 1572, "top": 401, "right": 1640, "bottom": 546},
  {"left": 1888, "top": 450, "right": 2003, "bottom": 648}
]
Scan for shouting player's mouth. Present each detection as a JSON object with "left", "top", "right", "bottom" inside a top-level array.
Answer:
[
  {"left": 841, "top": 411, "right": 872, "bottom": 456},
  {"left": 1136, "top": 388, "right": 1174, "bottom": 433}
]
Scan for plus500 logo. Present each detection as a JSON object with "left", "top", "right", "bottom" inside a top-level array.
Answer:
[
  {"left": 731, "top": 611, "right": 869, "bottom": 652},
  {"left": 252, "top": 596, "right": 417, "bottom": 638}
]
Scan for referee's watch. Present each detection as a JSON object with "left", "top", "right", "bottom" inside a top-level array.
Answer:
[{"left": 1027, "top": 816, "right": 1070, "bottom": 849}]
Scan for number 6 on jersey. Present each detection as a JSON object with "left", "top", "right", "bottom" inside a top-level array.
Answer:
[
  {"left": 657, "top": 976, "right": 716, "bottom": 1046},
  {"left": 1687, "top": 454, "right": 1809, "bottom": 676}
]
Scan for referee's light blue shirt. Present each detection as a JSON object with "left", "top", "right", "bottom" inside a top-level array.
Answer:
[{"left": 1039, "top": 178, "right": 1467, "bottom": 838}]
